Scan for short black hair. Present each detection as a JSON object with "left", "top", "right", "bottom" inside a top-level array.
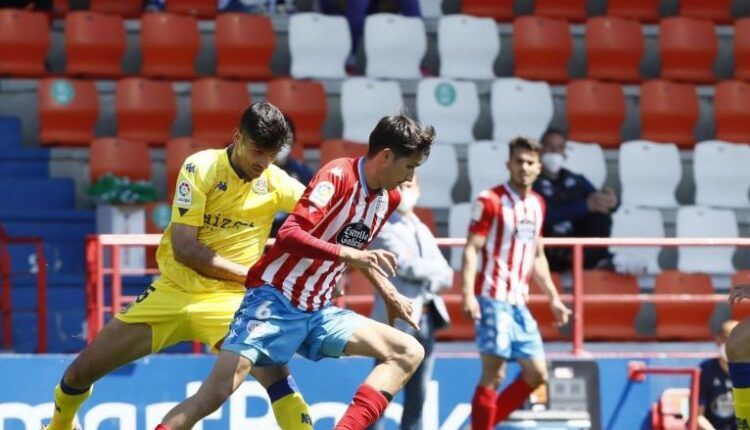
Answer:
[
  {"left": 509, "top": 136, "right": 543, "bottom": 158},
  {"left": 540, "top": 127, "right": 567, "bottom": 145},
  {"left": 238, "top": 102, "right": 291, "bottom": 152},
  {"left": 367, "top": 115, "right": 435, "bottom": 160}
]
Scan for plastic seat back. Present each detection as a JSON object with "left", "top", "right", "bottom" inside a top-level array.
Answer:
[
  {"left": 438, "top": 14, "right": 499, "bottom": 80},
  {"left": 467, "top": 140, "right": 510, "bottom": 201},
  {"left": 38, "top": 78, "right": 99, "bottom": 146},
  {"left": 679, "top": 0, "right": 733, "bottom": 24},
  {"left": 659, "top": 17, "right": 717, "bottom": 83},
  {"left": 677, "top": 206, "right": 738, "bottom": 275},
  {"left": 610, "top": 206, "right": 664, "bottom": 275},
  {"left": 640, "top": 80, "right": 699, "bottom": 148},
  {"left": 512, "top": 16, "right": 572, "bottom": 83},
  {"left": 266, "top": 78, "right": 327, "bottom": 148},
  {"left": 90, "top": 0, "right": 143, "bottom": 18},
  {"left": 585, "top": 16, "right": 644, "bottom": 82},
  {"left": 0, "top": 9, "right": 50, "bottom": 76},
  {"left": 140, "top": 12, "right": 200, "bottom": 79},
  {"left": 563, "top": 141, "right": 606, "bottom": 189},
  {"left": 583, "top": 270, "right": 640, "bottom": 340},
  {"left": 90, "top": 137, "right": 151, "bottom": 182},
  {"left": 461, "top": 0, "right": 513, "bottom": 21},
  {"left": 619, "top": 140, "right": 681, "bottom": 208},
  {"left": 714, "top": 80, "right": 750, "bottom": 143},
  {"left": 694, "top": 140, "right": 750, "bottom": 208},
  {"left": 116, "top": 77, "right": 176, "bottom": 145},
  {"left": 491, "top": 78, "right": 553, "bottom": 144},
  {"left": 417, "top": 78, "right": 479, "bottom": 143},
  {"left": 289, "top": 13, "right": 350, "bottom": 79},
  {"left": 65, "top": 11, "right": 125, "bottom": 77},
  {"left": 566, "top": 79, "right": 625, "bottom": 148},
  {"left": 607, "top": 0, "right": 660, "bottom": 22},
  {"left": 215, "top": 14, "right": 275, "bottom": 81},
  {"left": 319, "top": 140, "right": 368, "bottom": 167},
  {"left": 654, "top": 270, "right": 714, "bottom": 340},
  {"left": 166, "top": 0, "right": 217, "bottom": 18},
  {"left": 190, "top": 78, "right": 250, "bottom": 144},
  {"left": 534, "top": 0, "right": 587, "bottom": 22},
  {"left": 419, "top": 145, "right": 458, "bottom": 209},
  {"left": 365, "top": 13, "right": 427, "bottom": 79},
  {"left": 735, "top": 19, "right": 750, "bottom": 80},
  {"left": 341, "top": 78, "right": 403, "bottom": 143}
]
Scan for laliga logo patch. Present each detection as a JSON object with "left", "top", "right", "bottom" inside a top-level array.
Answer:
[
  {"left": 337, "top": 221, "right": 371, "bottom": 250},
  {"left": 470, "top": 200, "right": 483, "bottom": 221},
  {"left": 253, "top": 177, "right": 269, "bottom": 195},
  {"left": 175, "top": 180, "right": 192, "bottom": 208},
  {"left": 309, "top": 181, "right": 335, "bottom": 208}
]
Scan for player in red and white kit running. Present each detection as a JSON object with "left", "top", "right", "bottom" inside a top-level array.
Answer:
[
  {"left": 462, "top": 136, "right": 571, "bottom": 430},
  {"left": 155, "top": 115, "right": 436, "bottom": 430}
]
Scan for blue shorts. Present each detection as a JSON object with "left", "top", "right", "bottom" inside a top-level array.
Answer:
[
  {"left": 475, "top": 296, "right": 545, "bottom": 360},
  {"left": 222, "top": 284, "right": 367, "bottom": 365}
]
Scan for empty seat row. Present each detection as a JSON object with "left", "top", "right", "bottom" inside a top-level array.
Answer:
[{"left": 51, "top": 0, "right": 218, "bottom": 18}]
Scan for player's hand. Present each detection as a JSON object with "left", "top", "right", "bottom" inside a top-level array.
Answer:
[
  {"left": 384, "top": 290, "right": 419, "bottom": 330},
  {"left": 729, "top": 284, "right": 750, "bottom": 305},
  {"left": 550, "top": 298, "right": 571, "bottom": 326},
  {"left": 340, "top": 248, "right": 398, "bottom": 278},
  {"left": 462, "top": 295, "right": 481, "bottom": 321}
]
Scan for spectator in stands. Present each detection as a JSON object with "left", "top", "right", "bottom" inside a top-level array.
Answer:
[
  {"left": 318, "top": 0, "right": 421, "bottom": 74},
  {"left": 369, "top": 175, "right": 453, "bottom": 430},
  {"left": 532, "top": 128, "right": 618, "bottom": 272},
  {"left": 698, "top": 319, "right": 739, "bottom": 430}
]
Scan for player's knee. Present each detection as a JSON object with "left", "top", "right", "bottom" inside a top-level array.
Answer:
[
  {"left": 481, "top": 368, "right": 505, "bottom": 388},
  {"left": 523, "top": 368, "right": 548, "bottom": 388},
  {"left": 392, "top": 335, "right": 425, "bottom": 374},
  {"left": 727, "top": 320, "right": 750, "bottom": 361}
]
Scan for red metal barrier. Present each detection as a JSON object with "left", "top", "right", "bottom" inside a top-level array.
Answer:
[{"left": 628, "top": 361, "right": 701, "bottom": 430}]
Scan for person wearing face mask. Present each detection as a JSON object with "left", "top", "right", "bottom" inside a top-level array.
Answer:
[
  {"left": 367, "top": 175, "right": 453, "bottom": 430},
  {"left": 697, "top": 319, "right": 739, "bottom": 430},
  {"left": 532, "top": 128, "right": 618, "bottom": 272}
]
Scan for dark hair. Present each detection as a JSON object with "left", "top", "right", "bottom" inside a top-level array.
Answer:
[
  {"left": 508, "top": 136, "right": 543, "bottom": 157},
  {"left": 540, "top": 127, "right": 567, "bottom": 145},
  {"left": 238, "top": 102, "right": 291, "bottom": 151},
  {"left": 367, "top": 115, "right": 435, "bottom": 160}
]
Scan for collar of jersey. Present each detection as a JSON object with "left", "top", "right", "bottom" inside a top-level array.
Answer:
[{"left": 357, "top": 157, "right": 379, "bottom": 198}]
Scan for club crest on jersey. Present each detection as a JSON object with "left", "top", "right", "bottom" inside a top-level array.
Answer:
[
  {"left": 309, "top": 181, "right": 335, "bottom": 208},
  {"left": 252, "top": 177, "right": 268, "bottom": 194},
  {"left": 175, "top": 180, "right": 192, "bottom": 208},
  {"left": 337, "top": 221, "right": 371, "bottom": 249}
]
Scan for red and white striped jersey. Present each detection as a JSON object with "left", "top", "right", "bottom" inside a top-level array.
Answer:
[
  {"left": 248, "top": 157, "right": 400, "bottom": 311},
  {"left": 468, "top": 183, "right": 546, "bottom": 304}
]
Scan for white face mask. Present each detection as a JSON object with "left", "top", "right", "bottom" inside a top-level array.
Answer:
[
  {"left": 541, "top": 152, "right": 565, "bottom": 175},
  {"left": 398, "top": 189, "right": 419, "bottom": 214},
  {"left": 275, "top": 145, "right": 291, "bottom": 164},
  {"left": 720, "top": 342, "right": 728, "bottom": 362}
]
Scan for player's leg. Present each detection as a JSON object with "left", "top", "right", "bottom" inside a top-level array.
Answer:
[
  {"left": 726, "top": 318, "right": 750, "bottom": 426},
  {"left": 472, "top": 354, "right": 506, "bottom": 430},
  {"left": 492, "top": 357, "right": 547, "bottom": 425}
]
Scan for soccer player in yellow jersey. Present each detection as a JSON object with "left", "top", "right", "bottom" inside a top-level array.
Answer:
[{"left": 43, "top": 102, "right": 313, "bottom": 430}]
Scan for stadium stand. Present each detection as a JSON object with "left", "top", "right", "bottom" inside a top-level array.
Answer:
[
  {"left": 640, "top": 80, "right": 700, "bottom": 148},
  {"left": 437, "top": 14, "right": 499, "bottom": 80},
  {"left": 565, "top": 79, "right": 626, "bottom": 148},
  {"left": 512, "top": 15, "right": 572, "bottom": 83},
  {"left": 38, "top": 78, "right": 99, "bottom": 146},
  {"left": 491, "top": 77, "right": 553, "bottom": 144},
  {"left": 140, "top": 12, "right": 200, "bottom": 79},
  {"left": 115, "top": 77, "right": 176, "bottom": 145},
  {"left": 416, "top": 78, "right": 479, "bottom": 144},
  {"left": 289, "top": 13, "right": 349, "bottom": 79},
  {"left": 0, "top": 9, "right": 49, "bottom": 77},
  {"left": 585, "top": 16, "right": 644, "bottom": 83},
  {"left": 659, "top": 16, "right": 718, "bottom": 83},
  {"left": 64, "top": 11, "right": 126, "bottom": 78},
  {"left": 215, "top": 13, "right": 276, "bottom": 80}
]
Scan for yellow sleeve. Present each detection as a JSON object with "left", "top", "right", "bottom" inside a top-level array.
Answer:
[
  {"left": 275, "top": 168, "right": 305, "bottom": 213},
  {"left": 171, "top": 152, "right": 213, "bottom": 226}
]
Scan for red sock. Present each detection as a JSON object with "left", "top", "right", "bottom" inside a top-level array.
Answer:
[
  {"left": 334, "top": 384, "right": 390, "bottom": 430},
  {"left": 471, "top": 385, "right": 498, "bottom": 430},
  {"left": 493, "top": 377, "right": 535, "bottom": 424},
  {"left": 154, "top": 425, "right": 172, "bottom": 430}
]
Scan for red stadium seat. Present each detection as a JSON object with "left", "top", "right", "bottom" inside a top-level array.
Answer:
[
  {"left": 714, "top": 80, "right": 750, "bottom": 143},
  {"left": 90, "top": 138, "right": 151, "bottom": 182},
  {"left": 534, "top": 0, "right": 587, "bottom": 22},
  {"left": 190, "top": 78, "right": 250, "bottom": 144},
  {"left": 640, "top": 80, "right": 699, "bottom": 148},
  {"left": 566, "top": 79, "right": 626, "bottom": 148},
  {"left": 654, "top": 270, "right": 714, "bottom": 340},
  {"left": 659, "top": 17, "right": 717, "bottom": 83},
  {"left": 140, "top": 12, "right": 199, "bottom": 80},
  {"left": 583, "top": 270, "right": 640, "bottom": 340},
  {"left": 679, "top": 0, "right": 733, "bottom": 24},
  {"left": 90, "top": 0, "right": 143, "bottom": 18},
  {"left": 0, "top": 9, "right": 50, "bottom": 76},
  {"left": 115, "top": 77, "right": 176, "bottom": 145},
  {"left": 413, "top": 207, "right": 437, "bottom": 235},
  {"left": 65, "top": 11, "right": 125, "bottom": 78},
  {"left": 735, "top": 19, "right": 750, "bottom": 81},
  {"left": 460, "top": 0, "right": 514, "bottom": 22},
  {"left": 38, "top": 78, "right": 99, "bottom": 146},
  {"left": 607, "top": 0, "right": 660, "bottom": 23},
  {"left": 512, "top": 16, "right": 572, "bottom": 83},
  {"left": 166, "top": 0, "right": 217, "bottom": 18},
  {"left": 266, "top": 78, "right": 327, "bottom": 148},
  {"left": 215, "top": 14, "right": 275, "bottom": 81},
  {"left": 342, "top": 269, "right": 374, "bottom": 316},
  {"left": 319, "top": 139, "right": 368, "bottom": 166},
  {"left": 165, "top": 137, "right": 226, "bottom": 197},
  {"left": 731, "top": 271, "right": 750, "bottom": 320},
  {"left": 528, "top": 272, "right": 565, "bottom": 340},
  {"left": 585, "top": 16, "right": 644, "bottom": 83}
]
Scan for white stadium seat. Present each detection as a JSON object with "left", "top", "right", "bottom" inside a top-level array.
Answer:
[
  {"left": 341, "top": 78, "right": 403, "bottom": 143},
  {"left": 438, "top": 14, "right": 499, "bottom": 80},
  {"left": 610, "top": 206, "right": 664, "bottom": 275},
  {"left": 417, "top": 144, "right": 458, "bottom": 208},
  {"left": 365, "top": 13, "right": 427, "bottom": 79},
  {"left": 564, "top": 140, "right": 607, "bottom": 189},
  {"left": 619, "top": 140, "right": 681, "bottom": 208},
  {"left": 419, "top": 0, "right": 443, "bottom": 18},
  {"left": 417, "top": 78, "right": 479, "bottom": 144},
  {"left": 694, "top": 140, "right": 750, "bottom": 208},
  {"left": 677, "top": 206, "right": 738, "bottom": 275},
  {"left": 289, "top": 13, "right": 351, "bottom": 79},
  {"left": 491, "top": 78, "right": 553, "bottom": 144},
  {"left": 449, "top": 202, "right": 472, "bottom": 269},
  {"left": 467, "top": 140, "right": 509, "bottom": 201}
]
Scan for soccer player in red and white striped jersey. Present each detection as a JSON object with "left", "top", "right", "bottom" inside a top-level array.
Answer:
[{"left": 461, "top": 137, "right": 571, "bottom": 430}]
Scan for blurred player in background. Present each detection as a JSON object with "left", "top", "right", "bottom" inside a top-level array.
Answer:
[
  {"left": 724, "top": 285, "right": 750, "bottom": 429},
  {"left": 462, "top": 136, "right": 571, "bottom": 430},
  {"left": 698, "top": 319, "right": 738, "bottom": 430},
  {"left": 155, "top": 114, "right": 435, "bottom": 430},
  {"left": 43, "top": 102, "right": 313, "bottom": 430}
]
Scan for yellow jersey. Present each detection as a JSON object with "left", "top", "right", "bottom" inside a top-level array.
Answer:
[{"left": 155, "top": 147, "right": 305, "bottom": 294}]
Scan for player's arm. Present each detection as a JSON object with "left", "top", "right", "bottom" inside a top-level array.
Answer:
[
  {"left": 359, "top": 265, "right": 419, "bottom": 329},
  {"left": 461, "top": 232, "right": 485, "bottom": 320},
  {"left": 531, "top": 241, "right": 571, "bottom": 326},
  {"left": 171, "top": 223, "right": 248, "bottom": 284}
]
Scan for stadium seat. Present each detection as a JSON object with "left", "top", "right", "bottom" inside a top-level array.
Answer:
[
  {"left": 736, "top": 19, "right": 750, "bottom": 80},
  {"left": 190, "top": 78, "right": 250, "bottom": 144},
  {"left": 619, "top": 140, "right": 681, "bottom": 208},
  {"left": 606, "top": 0, "right": 660, "bottom": 23},
  {"left": 731, "top": 271, "right": 750, "bottom": 320},
  {"left": 419, "top": 0, "right": 442, "bottom": 18},
  {"left": 90, "top": 138, "right": 151, "bottom": 182},
  {"left": 679, "top": 0, "right": 733, "bottom": 24},
  {"left": 563, "top": 141, "right": 607, "bottom": 189},
  {"left": 0, "top": 9, "right": 49, "bottom": 77},
  {"left": 714, "top": 80, "right": 750, "bottom": 143},
  {"left": 460, "top": 0, "right": 514, "bottom": 22},
  {"left": 654, "top": 270, "right": 714, "bottom": 340},
  {"left": 266, "top": 78, "right": 327, "bottom": 148},
  {"left": 65, "top": 11, "right": 126, "bottom": 78},
  {"left": 582, "top": 270, "right": 640, "bottom": 340},
  {"left": 585, "top": 16, "right": 644, "bottom": 83},
  {"left": 140, "top": 12, "right": 200, "bottom": 80},
  {"left": 694, "top": 140, "right": 750, "bottom": 208},
  {"left": 319, "top": 140, "right": 368, "bottom": 167},
  {"left": 419, "top": 145, "right": 458, "bottom": 209},
  {"left": 528, "top": 273, "right": 565, "bottom": 340},
  {"left": 610, "top": 206, "right": 664, "bottom": 275},
  {"left": 341, "top": 78, "right": 403, "bottom": 143},
  {"left": 416, "top": 78, "right": 479, "bottom": 144},
  {"left": 467, "top": 140, "right": 510, "bottom": 201},
  {"left": 365, "top": 13, "right": 427, "bottom": 79},
  {"left": 115, "top": 77, "right": 176, "bottom": 145},
  {"left": 413, "top": 207, "right": 437, "bottom": 234},
  {"left": 512, "top": 16, "right": 572, "bottom": 83},
  {"left": 38, "top": 78, "right": 99, "bottom": 146},
  {"left": 165, "top": 137, "right": 226, "bottom": 196},
  {"left": 491, "top": 78, "right": 553, "bottom": 144},
  {"left": 166, "top": 0, "right": 217, "bottom": 17},
  {"left": 289, "top": 13, "right": 350, "bottom": 79},
  {"left": 90, "top": 0, "right": 143, "bottom": 18},
  {"left": 659, "top": 17, "right": 717, "bottom": 83},
  {"left": 215, "top": 14, "right": 275, "bottom": 81},
  {"left": 566, "top": 79, "right": 626, "bottom": 148},
  {"left": 677, "top": 206, "right": 738, "bottom": 275},
  {"left": 437, "top": 14, "right": 499, "bottom": 80},
  {"left": 448, "top": 203, "right": 471, "bottom": 269},
  {"left": 534, "top": 0, "right": 587, "bottom": 22},
  {"left": 640, "top": 80, "right": 699, "bottom": 148}
]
